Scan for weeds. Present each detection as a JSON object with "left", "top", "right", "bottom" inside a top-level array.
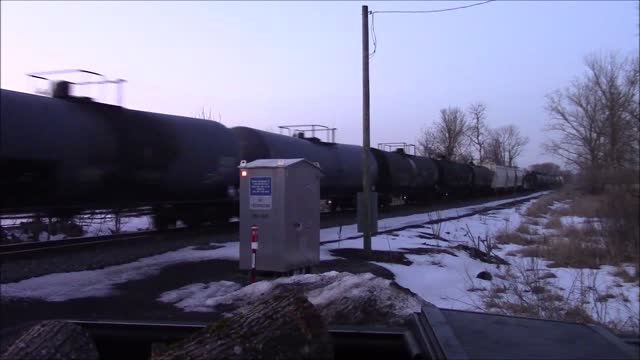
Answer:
[
  {"left": 516, "top": 223, "right": 538, "bottom": 235},
  {"left": 473, "top": 257, "right": 639, "bottom": 335},
  {"left": 524, "top": 217, "right": 541, "bottom": 226},
  {"left": 545, "top": 215, "right": 563, "bottom": 230},
  {"left": 525, "top": 193, "right": 563, "bottom": 218},
  {"left": 612, "top": 267, "right": 638, "bottom": 283},
  {"left": 494, "top": 230, "right": 533, "bottom": 246},
  {"left": 427, "top": 211, "right": 445, "bottom": 239},
  {"left": 463, "top": 224, "right": 497, "bottom": 258}
]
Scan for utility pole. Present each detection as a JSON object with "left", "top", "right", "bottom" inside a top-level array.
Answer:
[{"left": 361, "top": 5, "right": 372, "bottom": 252}]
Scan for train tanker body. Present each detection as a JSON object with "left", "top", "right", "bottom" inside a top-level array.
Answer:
[
  {"left": 470, "top": 165, "right": 494, "bottom": 193},
  {"left": 523, "top": 171, "right": 557, "bottom": 190},
  {"left": 514, "top": 168, "right": 527, "bottom": 190},
  {"left": 406, "top": 155, "right": 439, "bottom": 202},
  {"left": 0, "top": 87, "right": 239, "bottom": 215},
  {"left": 523, "top": 171, "right": 537, "bottom": 190},
  {"left": 370, "top": 149, "right": 417, "bottom": 206},
  {"left": 485, "top": 164, "right": 510, "bottom": 191},
  {"left": 231, "top": 126, "right": 377, "bottom": 208},
  {"left": 434, "top": 159, "right": 473, "bottom": 197}
]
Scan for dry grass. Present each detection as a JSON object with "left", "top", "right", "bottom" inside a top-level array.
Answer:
[
  {"left": 525, "top": 196, "right": 555, "bottom": 218},
  {"left": 514, "top": 245, "right": 544, "bottom": 258},
  {"left": 508, "top": 224, "right": 609, "bottom": 269},
  {"left": 545, "top": 215, "right": 563, "bottom": 230},
  {"left": 528, "top": 187, "right": 639, "bottom": 271},
  {"left": 495, "top": 231, "right": 534, "bottom": 246},
  {"left": 554, "top": 194, "right": 604, "bottom": 218},
  {"left": 543, "top": 238, "right": 610, "bottom": 269},
  {"left": 599, "top": 189, "right": 639, "bottom": 265},
  {"left": 612, "top": 267, "right": 639, "bottom": 283},
  {"left": 524, "top": 189, "right": 573, "bottom": 218},
  {"left": 470, "top": 185, "right": 639, "bottom": 335},
  {"left": 473, "top": 258, "right": 639, "bottom": 335},
  {"left": 546, "top": 186, "right": 638, "bottom": 267},
  {"left": 524, "top": 218, "right": 542, "bottom": 226},
  {"left": 478, "top": 258, "right": 597, "bottom": 324},
  {"left": 516, "top": 223, "right": 537, "bottom": 235}
]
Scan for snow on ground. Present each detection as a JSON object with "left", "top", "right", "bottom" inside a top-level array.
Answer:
[
  {"left": 158, "top": 281, "right": 242, "bottom": 312},
  {"left": 320, "top": 191, "right": 549, "bottom": 243},
  {"left": 559, "top": 215, "right": 598, "bottom": 228},
  {"left": 4, "top": 191, "right": 636, "bottom": 333},
  {"left": 3, "top": 192, "right": 546, "bottom": 243},
  {"left": 327, "top": 205, "right": 529, "bottom": 309},
  {"left": 0, "top": 192, "right": 544, "bottom": 302},
  {"left": 0, "top": 242, "right": 240, "bottom": 301},
  {"left": 323, "top": 196, "right": 638, "bottom": 333},
  {"left": 159, "top": 271, "right": 425, "bottom": 325},
  {"left": 80, "top": 215, "right": 154, "bottom": 236},
  {"left": 1, "top": 214, "right": 157, "bottom": 242},
  {"left": 549, "top": 200, "right": 571, "bottom": 211}
]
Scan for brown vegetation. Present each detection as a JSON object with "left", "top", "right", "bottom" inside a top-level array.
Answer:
[
  {"left": 479, "top": 258, "right": 596, "bottom": 324},
  {"left": 495, "top": 230, "right": 533, "bottom": 246},
  {"left": 517, "top": 185, "right": 638, "bottom": 271},
  {"left": 524, "top": 193, "right": 562, "bottom": 218},
  {"left": 516, "top": 223, "right": 537, "bottom": 235},
  {"left": 475, "top": 258, "right": 638, "bottom": 335},
  {"left": 554, "top": 193, "right": 604, "bottom": 218},
  {"left": 544, "top": 215, "right": 563, "bottom": 230},
  {"left": 612, "top": 267, "right": 638, "bottom": 284}
]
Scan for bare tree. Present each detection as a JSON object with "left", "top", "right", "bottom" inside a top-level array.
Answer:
[
  {"left": 485, "top": 130, "right": 505, "bottom": 165},
  {"left": 195, "top": 107, "right": 223, "bottom": 122},
  {"left": 529, "top": 162, "right": 562, "bottom": 175},
  {"left": 503, "top": 125, "right": 529, "bottom": 166},
  {"left": 417, "top": 106, "right": 470, "bottom": 161},
  {"left": 467, "top": 102, "right": 489, "bottom": 163},
  {"left": 485, "top": 125, "right": 529, "bottom": 166},
  {"left": 544, "top": 52, "right": 639, "bottom": 184}
]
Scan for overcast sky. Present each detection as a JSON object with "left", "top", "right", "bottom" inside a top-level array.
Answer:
[{"left": 1, "top": 1, "right": 638, "bottom": 167}]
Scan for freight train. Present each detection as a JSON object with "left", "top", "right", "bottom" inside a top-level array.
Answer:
[{"left": 0, "top": 81, "right": 563, "bottom": 228}]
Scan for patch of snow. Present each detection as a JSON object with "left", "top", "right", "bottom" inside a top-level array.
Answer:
[
  {"left": 375, "top": 251, "right": 500, "bottom": 310},
  {"left": 37, "top": 233, "right": 66, "bottom": 242},
  {"left": 550, "top": 200, "right": 571, "bottom": 210},
  {"left": 0, "top": 242, "right": 240, "bottom": 301},
  {"left": 559, "top": 216, "right": 589, "bottom": 227},
  {"left": 319, "top": 192, "right": 549, "bottom": 242},
  {"left": 161, "top": 271, "right": 425, "bottom": 325},
  {"left": 320, "top": 194, "right": 639, "bottom": 333},
  {"left": 79, "top": 215, "right": 155, "bottom": 237},
  {"left": 158, "top": 281, "right": 242, "bottom": 312}
]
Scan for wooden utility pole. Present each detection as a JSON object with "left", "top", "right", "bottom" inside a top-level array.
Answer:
[{"left": 361, "top": 5, "right": 372, "bottom": 252}]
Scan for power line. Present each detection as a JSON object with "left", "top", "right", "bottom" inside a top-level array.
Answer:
[
  {"left": 371, "top": 0, "right": 495, "bottom": 15},
  {"left": 369, "top": 12, "right": 377, "bottom": 59},
  {"left": 368, "top": 0, "right": 496, "bottom": 58}
]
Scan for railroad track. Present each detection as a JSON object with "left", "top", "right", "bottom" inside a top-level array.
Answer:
[
  {"left": 0, "top": 191, "right": 547, "bottom": 261},
  {"left": 0, "top": 223, "right": 237, "bottom": 261}
]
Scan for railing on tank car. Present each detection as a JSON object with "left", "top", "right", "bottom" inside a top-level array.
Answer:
[
  {"left": 278, "top": 124, "right": 337, "bottom": 143},
  {"left": 378, "top": 142, "right": 416, "bottom": 155},
  {"left": 26, "top": 69, "right": 127, "bottom": 106}
]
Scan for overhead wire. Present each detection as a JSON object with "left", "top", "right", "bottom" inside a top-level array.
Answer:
[
  {"left": 368, "top": 0, "right": 495, "bottom": 58},
  {"left": 371, "top": 0, "right": 495, "bottom": 15},
  {"left": 369, "top": 12, "right": 377, "bottom": 59}
]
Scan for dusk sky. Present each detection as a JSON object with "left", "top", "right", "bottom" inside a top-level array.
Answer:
[{"left": 1, "top": 1, "right": 638, "bottom": 167}]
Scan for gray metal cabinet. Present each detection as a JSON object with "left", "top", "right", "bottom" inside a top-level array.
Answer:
[{"left": 238, "top": 159, "right": 322, "bottom": 272}]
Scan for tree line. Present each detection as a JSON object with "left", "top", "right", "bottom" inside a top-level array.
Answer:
[
  {"left": 417, "top": 103, "right": 529, "bottom": 166},
  {"left": 544, "top": 51, "right": 639, "bottom": 191}
]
